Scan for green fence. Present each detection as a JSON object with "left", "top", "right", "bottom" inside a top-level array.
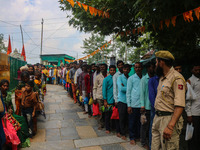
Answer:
[{"left": 9, "top": 57, "right": 26, "bottom": 90}]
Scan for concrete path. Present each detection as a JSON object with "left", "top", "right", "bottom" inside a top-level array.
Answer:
[{"left": 22, "top": 84, "right": 144, "bottom": 150}]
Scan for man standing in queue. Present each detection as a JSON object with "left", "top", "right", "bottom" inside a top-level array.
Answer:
[{"left": 151, "top": 51, "right": 186, "bottom": 150}]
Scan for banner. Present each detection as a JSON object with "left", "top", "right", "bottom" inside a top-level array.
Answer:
[{"left": 0, "top": 53, "right": 10, "bottom": 82}]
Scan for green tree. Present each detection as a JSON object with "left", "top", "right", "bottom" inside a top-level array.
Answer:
[
  {"left": 82, "top": 33, "right": 112, "bottom": 64},
  {"left": 60, "top": 0, "right": 200, "bottom": 63},
  {"left": 0, "top": 34, "right": 7, "bottom": 53}
]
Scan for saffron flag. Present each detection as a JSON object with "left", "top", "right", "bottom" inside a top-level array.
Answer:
[
  {"left": 82, "top": 4, "right": 88, "bottom": 12},
  {"left": 21, "top": 45, "right": 26, "bottom": 61},
  {"left": 7, "top": 35, "right": 12, "bottom": 55},
  {"left": 67, "top": 0, "right": 75, "bottom": 7}
]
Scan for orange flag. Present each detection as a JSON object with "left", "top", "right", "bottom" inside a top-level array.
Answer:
[
  {"left": 67, "top": 0, "right": 75, "bottom": 7},
  {"left": 89, "top": 6, "right": 95, "bottom": 16},
  {"left": 82, "top": 4, "right": 88, "bottom": 12},
  {"left": 21, "top": 44, "right": 26, "bottom": 61},
  {"left": 165, "top": 19, "right": 170, "bottom": 28},
  {"left": 137, "top": 27, "right": 141, "bottom": 34},
  {"left": 194, "top": 7, "right": 200, "bottom": 20},
  {"left": 76, "top": 1, "right": 82, "bottom": 8},
  {"left": 141, "top": 26, "right": 145, "bottom": 33},
  {"left": 7, "top": 35, "right": 12, "bottom": 55},
  {"left": 98, "top": 10, "right": 103, "bottom": 16},
  {"left": 183, "top": 10, "right": 193, "bottom": 22},
  {"left": 94, "top": 8, "right": 98, "bottom": 16},
  {"left": 171, "top": 16, "right": 177, "bottom": 27},
  {"left": 108, "top": 40, "right": 111, "bottom": 44}
]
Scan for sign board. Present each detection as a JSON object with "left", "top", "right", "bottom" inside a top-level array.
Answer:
[{"left": 0, "top": 53, "right": 10, "bottom": 82}]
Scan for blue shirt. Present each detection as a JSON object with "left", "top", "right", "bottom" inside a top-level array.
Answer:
[
  {"left": 102, "top": 75, "right": 114, "bottom": 104},
  {"left": 140, "top": 73, "right": 151, "bottom": 110},
  {"left": 0, "top": 93, "right": 6, "bottom": 147},
  {"left": 127, "top": 73, "right": 141, "bottom": 108},
  {"left": 148, "top": 76, "right": 159, "bottom": 107},
  {"left": 117, "top": 74, "right": 128, "bottom": 104}
]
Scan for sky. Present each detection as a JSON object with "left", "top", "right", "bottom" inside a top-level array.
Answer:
[{"left": 0, "top": 0, "right": 93, "bottom": 64}]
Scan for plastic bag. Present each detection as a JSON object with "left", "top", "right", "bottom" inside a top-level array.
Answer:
[
  {"left": 140, "top": 113, "right": 147, "bottom": 125},
  {"left": 185, "top": 123, "right": 194, "bottom": 141},
  {"left": 92, "top": 103, "right": 101, "bottom": 116},
  {"left": 111, "top": 106, "right": 119, "bottom": 120},
  {"left": 84, "top": 97, "right": 89, "bottom": 104}
]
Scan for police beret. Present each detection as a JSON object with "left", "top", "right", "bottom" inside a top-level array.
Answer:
[{"left": 155, "top": 50, "right": 175, "bottom": 60}]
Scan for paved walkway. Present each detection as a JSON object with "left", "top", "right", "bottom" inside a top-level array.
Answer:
[{"left": 22, "top": 85, "right": 144, "bottom": 150}]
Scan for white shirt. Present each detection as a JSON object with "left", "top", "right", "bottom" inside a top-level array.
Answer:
[
  {"left": 185, "top": 75, "right": 200, "bottom": 116},
  {"left": 75, "top": 68, "right": 82, "bottom": 84}
]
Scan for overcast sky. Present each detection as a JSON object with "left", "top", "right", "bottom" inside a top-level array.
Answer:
[{"left": 0, "top": 0, "right": 93, "bottom": 64}]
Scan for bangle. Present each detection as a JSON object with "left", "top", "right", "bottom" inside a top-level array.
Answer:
[{"left": 167, "top": 125, "right": 173, "bottom": 131}]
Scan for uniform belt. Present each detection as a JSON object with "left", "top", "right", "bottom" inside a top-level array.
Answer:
[{"left": 156, "top": 111, "right": 172, "bottom": 116}]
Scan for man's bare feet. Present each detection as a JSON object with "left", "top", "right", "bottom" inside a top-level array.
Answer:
[
  {"left": 83, "top": 112, "right": 88, "bottom": 114},
  {"left": 121, "top": 136, "right": 126, "bottom": 140},
  {"left": 130, "top": 140, "right": 136, "bottom": 145},
  {"left": 105, "top": 130, "right": 110, "bottom": 134},
  {"left": 116, "top": 133, "right": 121, "bottom": 137}
]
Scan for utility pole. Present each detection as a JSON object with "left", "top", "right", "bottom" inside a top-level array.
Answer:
[
  {"left": 40, "top": 18, "right": 44, "bottom": 64},
  {"left": 20, "top": 25, "right": 24, "bottom": 53}
]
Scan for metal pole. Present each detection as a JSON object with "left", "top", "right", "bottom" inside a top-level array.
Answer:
[
  {"left": 40, "top": 18, "right": 44, "bottom": 64},
  {"left": 20, "top": 25, "right": 24, "bottom": 53}
]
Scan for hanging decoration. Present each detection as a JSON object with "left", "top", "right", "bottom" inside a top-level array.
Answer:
[
  {"left": 61, "top": 0, "right": 109, "bottom": 18},
  {"left": 65, "top": 40, "right": 112, "bottom": 63},
  {"left": 7, "top": 35, "right": 12, "bottom": 55}
]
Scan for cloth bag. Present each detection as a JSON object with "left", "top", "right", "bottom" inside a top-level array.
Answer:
[
  {"left": 185, "top": 123, "right": 194, "bottom": 141},
  {"left": 111, "top": 106, "right": 119, "bottom": 119},
  {"left": 92, "top": 103, "right": 101, "bottom": 116}
]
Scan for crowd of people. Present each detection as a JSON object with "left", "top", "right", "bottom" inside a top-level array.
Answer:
[{"left": 0, "top": 50, "right": 200, "bottom": 150}]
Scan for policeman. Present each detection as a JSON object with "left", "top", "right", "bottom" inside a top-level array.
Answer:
[{"left": 151, "top": 51, "right": 186, "bottom": 150}]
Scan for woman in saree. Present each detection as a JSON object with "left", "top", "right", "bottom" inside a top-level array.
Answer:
[{"left": 1, "top": 79, "right": 30, "bottom": 149}]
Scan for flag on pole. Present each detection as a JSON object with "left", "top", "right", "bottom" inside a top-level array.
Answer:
[
  {"left": 7, "top": 35, "right": 12, "bottom": 55},
  {"left": 21, "top": 44, "right": 26, "bottom": 61}
]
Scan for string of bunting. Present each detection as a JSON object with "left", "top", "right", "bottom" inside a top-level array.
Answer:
[
  {"left": 119, "top": 6, "right": 200, "bottom": 37},
  {"left": 65, "top": 40, "right": 112, "bottom": 63},
  {"left": 61, "top": 0, "right": 109, "bottom": 18}
]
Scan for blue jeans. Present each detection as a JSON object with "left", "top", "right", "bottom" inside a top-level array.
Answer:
[
  {"left": 129, "top": 108, "right": 141, "bottom": 140},
  {"left": 149, "top": 106, "right": 155, "bottom": 150}
]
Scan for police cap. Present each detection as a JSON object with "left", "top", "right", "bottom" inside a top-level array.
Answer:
[{"left": 155, "top": 50, "right": 175, "bottom": 61}]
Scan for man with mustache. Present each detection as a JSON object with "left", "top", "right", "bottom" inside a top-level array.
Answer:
[{"left": 151, "top": 51, "right": 186, "bottom": 150}]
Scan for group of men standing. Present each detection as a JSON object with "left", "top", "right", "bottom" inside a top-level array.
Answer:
[{"left": 65, "top": 50, "right": 200, "bottom": 150}]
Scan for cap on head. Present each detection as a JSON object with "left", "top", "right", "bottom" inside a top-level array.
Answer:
[{"left": 155, "top": 50, "right": 175, "bottom": 61}]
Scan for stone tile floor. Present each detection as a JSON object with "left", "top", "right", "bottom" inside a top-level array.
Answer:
[{"left": 22, "top": 84, "right": 144, "bottom": 150}]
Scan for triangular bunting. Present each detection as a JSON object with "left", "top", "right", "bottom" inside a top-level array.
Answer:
[
  {"left": 76, "top": 1, "right": 82, "bottom": 8},
  {"left": 89, "top": 6, "right": 95, "bottom": 16},
  {"left": 183, "top": 10, "right": 193, "bottom": 22},
  {"left": 194, "top": 7, "right": 200, "bottom": 20},
  {"left": 94, "top": 8, "right": 98, "bottom": 16},
  {"left": 165, "top": 19, "right": 170, "bottom": 28},
  {"left": 108, "top": 40, "right": 111, "bottom": 44},
  {"left": 21, "top": 44, "right": 26, "bottom": 61},
  {"left": 82, "top": 3, "right": 88, "bottom": 12},
  {"left": 159, "top": 21, "right": 163, "bottom": 30},
  {"left": 171, "top": 16, "right": 177, "bottom": 27},
  {"left": 66, "top": 0, "right": 75, "bottom": 7},
  {"left": 98, "top": 10, "right": 103, "bottom": 16},
  {"left": 132, "top": 29, "right": 136, "bottom": 34}
]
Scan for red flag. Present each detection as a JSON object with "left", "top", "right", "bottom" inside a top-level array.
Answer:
[
  {"left": 7, "top": 35, "right": 12, "bottom": 55},
  {"left": 21, "top": 45, "right": 26, "bottom": 61}
]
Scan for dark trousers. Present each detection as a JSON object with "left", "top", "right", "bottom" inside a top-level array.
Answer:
[
  {"left": 188, "top": 116, "right": 200, "bottom": 150},
  {"left": 22, "top": 107, "right": 33, "bottom": 138},
  {"left": 149, "top": 106, "right": 155, "bottom": 149},
  {"left": 129, "top": 108, "right": 141, "bottom": 140},
  {"left": 48, "top": 77, "right": 52, "bottom": 84},
  {"left": 69, "top": 84, "right": 73, "bottom": 98},
  {"left": 105, "top": 110, "right": 112, "bottom": 131},
  {"left": 118, "top": 102, "right": 128, "bottom": 136},
  {"left": 57, "top": 77, "right": 60, "bottom": 84},
  {"left": 141, "top": 110, "right": 150, "bottom": 146}
]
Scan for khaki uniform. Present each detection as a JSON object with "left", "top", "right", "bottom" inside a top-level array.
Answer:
[{"left": 152, "top": 67, "right": 186, "bottom": 150}]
